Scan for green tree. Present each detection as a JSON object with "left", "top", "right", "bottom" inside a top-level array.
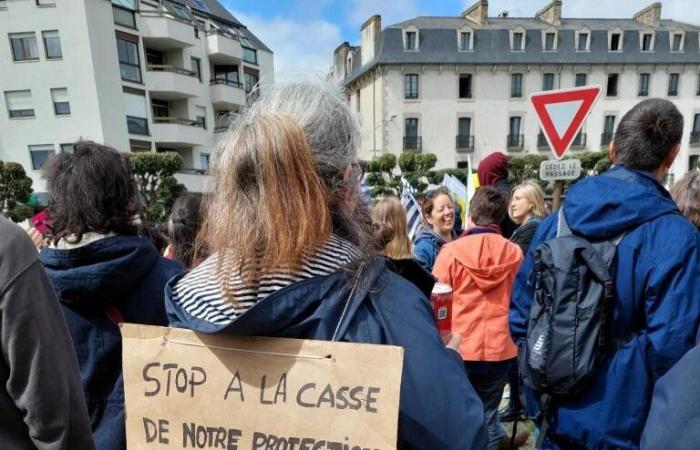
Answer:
[
  {"left": 128, "top": 152, "right": 186, "bottom": 224},
  {"left": 507, "top": 154, "right": 548, "bottom": 186},
  {"left": 0, "top": 160, "right": 34, "bottom": 222}
]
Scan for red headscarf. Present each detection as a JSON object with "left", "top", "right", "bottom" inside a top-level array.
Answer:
[{"left": 477, "top": 152, "right": 508, "bottom": 186}]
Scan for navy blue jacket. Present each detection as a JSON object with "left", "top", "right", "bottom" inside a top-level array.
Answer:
[
  {"left": 413, "top": 227, "right": 447, "bottom": 272},
  {"left": 41, "top": 235, "right": 183, "bottom": 450},
  {"left": 509, "top": 166, "right": 700, "bottom": 449},
  {"left": 166, "top": 257, "right": 486, "bottom": 450}
]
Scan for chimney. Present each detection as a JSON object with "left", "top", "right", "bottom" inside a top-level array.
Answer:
[
  {"left": 536, "top": 0, "right": 562, "bottom": 26},
  {"left": 462, "top": 0, "right": 488, "bottom": 25},
  {"left": 634, "top": 2, "right": 662, "bottom": 27},
  {"left": 360, "top": 15, "right": 381, "bottom": 66},
  {"left": 332, "top": 42, "right": 351, "bottom": 81}
]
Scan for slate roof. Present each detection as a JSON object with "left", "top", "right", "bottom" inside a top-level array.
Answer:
[{"left": 344, "top": 16, "right": 700, "bottom": 85}]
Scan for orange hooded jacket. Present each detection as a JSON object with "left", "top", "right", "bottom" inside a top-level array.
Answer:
[{"left": 433, "top": 231, "right": 523, "bottom": 362}]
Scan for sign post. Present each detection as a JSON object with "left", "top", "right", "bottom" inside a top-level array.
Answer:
[{"left": 531, "top": 86, "right": 601, "bottom": 208}]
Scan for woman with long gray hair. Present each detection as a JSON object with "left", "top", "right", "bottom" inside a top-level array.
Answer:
[{"left": 165, "top": 79, "right": 486, "bottom": 450}]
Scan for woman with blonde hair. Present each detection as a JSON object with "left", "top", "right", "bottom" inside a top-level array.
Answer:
[
  {"left": 164, "top": 80, "right": 486, "bottom": 450},
  {"left": 508, "top": 180, "right": 547, "bottom": 253}
]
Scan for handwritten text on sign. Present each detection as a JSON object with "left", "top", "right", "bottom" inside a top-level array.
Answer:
[{"left": 120, "top": 324, "right": 404, "bottom": 450}]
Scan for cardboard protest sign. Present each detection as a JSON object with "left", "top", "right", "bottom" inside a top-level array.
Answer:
[{"left": 121, "top": 324, "right": 404, "bottom": 450}]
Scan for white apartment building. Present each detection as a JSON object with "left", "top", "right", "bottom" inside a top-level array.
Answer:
[
  {"left": 0, "top": 0, "right": 273, "bottom": 194},
  {"left": 332, "top": 0, "right": 700, "bottom": 179}
]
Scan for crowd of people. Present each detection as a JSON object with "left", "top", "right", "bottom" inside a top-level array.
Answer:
[{"left": 0, "top": 79, "right": 699, "bottom": 450}]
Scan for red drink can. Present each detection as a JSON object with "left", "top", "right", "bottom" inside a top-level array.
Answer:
[{"left": 430, "top": 283, "right": 453, "bottom": 333}]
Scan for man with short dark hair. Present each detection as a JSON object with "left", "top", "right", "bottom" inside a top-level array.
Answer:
[
  {"left": 433, "top": 186, "right": 528, "bottom": 450},
  {"left": 0, "top": 215, "right": 95, "bottom": 449},
  {"left": 510, "top": 98, "right": 700, "bottom": 449}
]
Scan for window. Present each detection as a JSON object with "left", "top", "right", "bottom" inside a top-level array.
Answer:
[
  {"left": 405, "top": 31, "right": 417, "bottom": 50},
  {"left": 117, "top": 36, "right": 142, "bottom": 83},
  {"left": 458, "top": 74, "right": 472, "bottom": 99},
  {"left": 697, "top": 74, "right": 700, "bottom": 96},
  {"left": 512, "top": 32, "right": 524, "bottom": 51},
  {"left": 214, "top": 65, "right": 240, "bottom": 84},
  {"left": 693, "top": 113, "right": 700, "bottom": 134},
  {"left": 124, "top": 89, "right": 148, "bottom": 135},
  {"left": 113, "top": 6, "right": 136, "bottom": 28},
  {"left": 577, "top": 32, "right": 589, "bottom": 51},
  {"left": 129, "top": 139, "right": 152, "bottom": 153},
  {"left": 200, "top": 153, "right": 210, "bottom": 173},
  {"left": 60, "top": 143, "right": 74, "bottom": 154},
  {"left": 642, "top": 33, "right": 653, "bottom": 51},
  {"left": 509, "top": 116, "right": 521, "bottom": 135},
  {"left": 606, "top": 73, "right": 619, "bottom": 97},
  {"left": 36, "top": 0, "right": 55, "bottom": 5},
  {"left": 195, "top": 105, "right": 206, "bottom": 129},
  {"left": 610, "top": 32, "right": 621, "bottom": 51},
  {"left": 690, "top": 155, "right": 700, "bottom": 170},
  {"left": 668, "top": 73, "right": 679, "bottom": 96},
  {"left": 638, "top": 73, "right": 650, "bottom": 97},
  {"left": 672, "top": 33, "right": 683, "bottom": 52},
  {"left": 9, "top": 33, "right": 39, "bottom": 61},
  {"left": 458, "top": 117, "right": 471, "bottom": 138},
  {"left": 459, "top": 31, "right": 472, "bottom": 51},
  {"left": 511, "top": 73, "right": 523, "bottom": 98},
  {"left": 51, "top": 88, "right": 70, "bottom": 115},
  {"left": 146, "top": 48, "right": 165, "bottom": 66},
  {"left": 112, "top": 0, "right": 137, "bottom": 8},
  {"left": 151, "top": 99, "right": 169, "bottom": 118},
  {"left": 508, "top": 116, "right": 523, "bottom": 148},
  {"left": 543, "top": 73, "right": 555, "bottom": 91},
  {"left": 602, "top": 115, "right": 616, "bottom": 145},
  {"left": 544, "top": 32, "right": 556, "bottom": 51},
  {"left": 404, "top": 118, "right": 419, "bottom": 149},
  {"left": 575, "top": 73, "right": 587, "bottom": 87},
  {"left": 404, "top": 74, "right": 419, "bottom": 99},
  {"left": 5, "top": 90, "right": 34, "bottom": 118},
  {"left": 28, "top": 145, "right": 55, "bottom": 170},
  {"left": 0, "top": 0, "right": 7, "bottom": 8},
  {"left": 191, "top": 57, "right": 201, "bottom": 82},
  {"left": 242, "top": 47, "right": 257, "bottom": 64},
  {"left": 243, "top": 69, "right": 259, "bottom": 94},
  {"left": 42, "top": 30, "right": 62, "bottom": 59}
]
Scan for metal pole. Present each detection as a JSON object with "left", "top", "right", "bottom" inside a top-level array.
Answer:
[{"left": 552, "top": 180, "right": 563, "bottom": 210}]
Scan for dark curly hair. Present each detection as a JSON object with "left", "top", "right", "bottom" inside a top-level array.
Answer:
[
  {"left": 45, "top": 140, "right": 137, "bottom": 244},
  {"left": 168, "top": 193, "right": 204, "bottom": 268}
]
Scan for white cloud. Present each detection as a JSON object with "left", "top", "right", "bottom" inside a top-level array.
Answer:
[{"left": 231, "top": 10, "right": 342, "bottom": 74}]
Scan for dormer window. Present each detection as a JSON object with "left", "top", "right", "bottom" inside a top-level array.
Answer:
[
  {"left": 641, "top": 32, "right": 654, "bottom": 51},
  {"left": 459, "top": 30, "right": 473, "bottom": 51},
  {"left": 543, "top": 31, "right": 557, "bottom": 51},
  {"left": 576, "top": 29, "right": 590, "bottom": 52},
  {"left": 403, "top": 28, "right": 419, "bottom": 51},
  {"left": 511, "top": 29, "right": 525, "bottom": 52},
  {"left": 671, "top": 32, "right": 684, "bottom": 52},
  {"left": 609, "top": 30, "right": 623, "bottom": 51}
]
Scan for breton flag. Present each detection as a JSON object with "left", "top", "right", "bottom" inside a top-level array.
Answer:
[{"left": 400, "top": 178, "right": 422, "bottom": 242}]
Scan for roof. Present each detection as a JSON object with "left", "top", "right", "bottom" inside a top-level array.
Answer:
[{"left": 343, "top": 15, "right": 700, "bottom": 85}]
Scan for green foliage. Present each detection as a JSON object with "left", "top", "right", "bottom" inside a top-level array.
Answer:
[
  {"left": 416, "top": 153, "right": 437, "bottom": 172},
  {"left": 398, "top": 152, "right": 417, "bottom": 173},
  {"left": 128, "top": 152, "right": 186, "bottom": 224},
  {"left": 507, "top": 154, "right": 548, "bottom": 186},
  {"left": 428, "top": 168, "right": 468, "bottom": 185},
  {"left": 563, "top": 151, "right": 611, "bottom": 190},
  {"left": 377, "top": 153, "right": 397, "bottom": 174},
  {"left": 0, "top": 160, "right": 34, "bottom": 222},
  {"left": 364, "top": 152, "right": 439, "bottom": 199}
]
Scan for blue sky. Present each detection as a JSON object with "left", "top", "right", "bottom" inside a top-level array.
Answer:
[{"left": 220, "top": 0, "right": 700, "bottom": 73}]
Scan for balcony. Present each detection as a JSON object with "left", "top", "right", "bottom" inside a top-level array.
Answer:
[
  {"left": 206, "top": 30, "right": 242, "bottom": 64},
  {"left": 572, "top": 133, "right": 587, "bottom": 149},
  {"left": 601, "top": 132, "right": 614, "bottom": 147},
  {"left": 139, "top": 11, "right": 196, "bottom": 49},
  {"left": 210, "top": 79, "right": 245, "bottom": 108},
  {"left": 175, "top": 168, "right": 213, "bottom": 192},
  {"left": 152, "top": 117, "right": 207, "bottom": 147},
  {"left": 145, "top": 65, "right": 200, "bottom": 100},
  {"left": 403, "top": 136, "right": 422, "bottom": 152},
  {"left": 455, "top": 135, "right": 475, "bottom": 153},
  {"left": 690, "top": 132, "right": 700, "bottom": 146},
  {"left": 507, "top": 134, "right": 525, "bottom": 151}
]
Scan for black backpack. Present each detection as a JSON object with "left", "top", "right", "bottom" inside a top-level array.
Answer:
[{"left": 520, "top": 209, "right": 625, "bottom": 395}]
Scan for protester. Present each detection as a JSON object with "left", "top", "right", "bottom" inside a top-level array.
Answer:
[
  {"left": 39, "top": 141, "right": 183, "bottom": 450},
  {"left": 165, "top": 80, "right": 486, "bottom": 450},
  {"left": 670, "top": 170, "right": 700, "bottom": 229},
  {"left": 510, "top": 98, "right": 700, "bottom": 449},
  {"left": 164, "top": 193, "right": 205, "bottom": 268},
  {"left": 477, "top": 152, "right": 518, "bottom": 238},
  {"left": 433, "top": 186, "right": 528, "bottom": 450},
  {"left": 371, "top": 195, "right": 435, "bottom": 297},
  {"left": 413, "top": 187, "right": 456, "bottom": 271},
  {"left": 509, "top": 180, "right": 547, "bottom": 253},
  {"left": 0, "top": 215, "right": 96, "bottom": 450}
]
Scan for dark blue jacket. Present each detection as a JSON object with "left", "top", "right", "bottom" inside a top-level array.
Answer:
[
  {"left": 165, "top": 257, "right": 487, "bottom": 450},
  {"left": 41, "top": 235, "right": 183, "bottom": 450},
  {"left": 413, "top": 226, "right": 447, "bottom": 272},
  {"left": 509, "top": 166, "right": 700, "bottom": 449}
]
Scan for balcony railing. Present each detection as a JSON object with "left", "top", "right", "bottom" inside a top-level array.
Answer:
[
  {"left": 178, "top": 167, "right": 207, "bottom": 175},
  {"left": 146, "top": 65, "right": 197, "bottom": 77},
  {"left": 214, "top": 125, "right": 229, "bottom": 133},
  {"left": 153, "top": 117, "right": 204, "bottom": 127},
  {"left": 601, "top": 132, "right": 614, "bottom": 146},
  {"left": 690, "top": 132, "right": 700, "bottom": 145},
  {"left": 206, "top": 28, "right": 241, "bottom": 41},
  {"left": 572, "top": 133, "right": 587, "bottom": 148},
  {"left": 210, "top": 78, "right": 243, "bottom": 89},
  {"left": 403, "top": 136, "right": 422, "bottom": 151},
  {"left": 507, "top": 134, "right": 524, "bottom": 149},
  {"left": 537, "top": 133, "right": 548, "bottom": 148},
  {"left": 138, "top": 10, "right": 193, "bottom": 26},
  {"left": 455, "top": 135, "right": 474, "bottom": 153}
]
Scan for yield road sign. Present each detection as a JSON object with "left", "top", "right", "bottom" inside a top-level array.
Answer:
[
  {"left": 540, "top": 159, "right": 582, "bottom": 181},
  {"left": 531, "top": 86, "right": 601, "bottom": 160}
]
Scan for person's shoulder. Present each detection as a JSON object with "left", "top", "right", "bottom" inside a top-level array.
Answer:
[
  {"left": 0, "top": 217, "right": 39, "bottom": 284},
  {"left": 641, "top": 212, "right": 700, "bottom": 252}
]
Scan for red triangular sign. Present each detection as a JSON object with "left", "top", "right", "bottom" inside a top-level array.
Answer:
[{"left": 531, "top": 86, "right": 601, "bottom": 159}]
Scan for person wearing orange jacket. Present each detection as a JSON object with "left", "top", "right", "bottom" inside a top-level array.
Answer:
[{"left": 433, "top": 186, "right": 528, "bottom": 450}]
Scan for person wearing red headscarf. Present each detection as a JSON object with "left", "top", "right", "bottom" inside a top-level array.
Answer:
[{"left": 477, "top": 152, "right": 517, "bottom": 238}]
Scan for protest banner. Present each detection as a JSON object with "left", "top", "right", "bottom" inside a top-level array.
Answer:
[{"left": 121, "top": 324, "right": 404, "bottom": 450}]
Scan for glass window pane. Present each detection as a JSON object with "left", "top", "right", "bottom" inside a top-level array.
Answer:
[
  {"left": 578, "top": 33, "right": 588, "bottom": 51},
  {"left": 575, "top": 73, "right": 587, "bottom": 87},
  {"left": 458, "top": 117, "right": 471, "bottom": 135},
  {"left": 29, "top": 145, "right": 55, "bottom": 170},
  {"left": 545, "top": 33, "right": 555, "bottom": 50},
  {"left": 43, "top": 30, "right": 62, "bottom": 59},
  {"left": 127, "top": 116, "right": 149, "bottom": 135},
  {"left": 113, "top": 6, "right": 136, "bottom": 28},
  {"left": 10, "top": 33, "right": 39, "bottom": 61},
  {"left": 112, "top": 0, "right": 137, "bottom": 9}
]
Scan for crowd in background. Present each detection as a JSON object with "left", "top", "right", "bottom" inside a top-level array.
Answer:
[{"left": 0, "top": 79, "right": 699, "bottom": 450}]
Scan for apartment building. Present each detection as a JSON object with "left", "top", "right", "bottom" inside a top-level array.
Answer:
[
  {"left": 0, "top": 0, "right": 273, "bottom": 193},
  {"left": 332, "top": 0, "right": 700, "bottom": 179}
]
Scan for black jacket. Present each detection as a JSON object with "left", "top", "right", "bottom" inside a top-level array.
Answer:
[{"left": 509, "top": 217, "right": 542, "bottom": 254}]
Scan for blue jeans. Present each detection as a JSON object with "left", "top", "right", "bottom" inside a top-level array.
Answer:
[{"left": 464, "top": 360, "right": 512, "bottom": 450}]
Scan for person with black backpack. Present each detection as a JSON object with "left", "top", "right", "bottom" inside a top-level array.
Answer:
[{"left": 509, "top": 98, "right": 700, "bottom": 450}]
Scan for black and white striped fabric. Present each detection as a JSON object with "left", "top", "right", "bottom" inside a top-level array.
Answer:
[{"left": 170, "top": 234, "right": 361, "bottom": 325}]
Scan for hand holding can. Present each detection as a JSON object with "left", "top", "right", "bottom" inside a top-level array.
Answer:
[{"left": 430, "top": 283, "right": 453, "bottom": 333}]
